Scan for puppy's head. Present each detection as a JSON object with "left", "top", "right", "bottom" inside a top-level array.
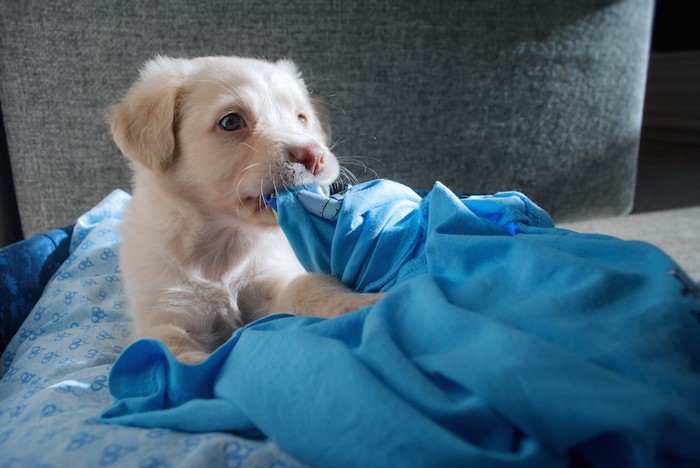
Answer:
[{"left": 110, "top": 55, "right": 337, "bottom": 223}]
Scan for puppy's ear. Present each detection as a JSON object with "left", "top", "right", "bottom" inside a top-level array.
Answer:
[{"left": 109, "top": 56, "right": 195, "bottom": 172}]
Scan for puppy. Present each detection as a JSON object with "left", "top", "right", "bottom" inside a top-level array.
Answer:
[{"left": 110, "top": 56, "right": 380, "bottom": 363}]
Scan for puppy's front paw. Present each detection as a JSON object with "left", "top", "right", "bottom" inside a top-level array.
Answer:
[
  {"left": 276, "top": 273, "right": 387, "bottom": 319},
  {"left": 344, "top": 292, "right": 384, "bottom": 313},
  {"left": 326, "top": 292, "right": 384, "bottom": 317},
  {"left": 176, "top": 350, "right": 211, "bottom": 364},
  {"left": 135, "top": 324, "right": 214, "bottom": 365}
]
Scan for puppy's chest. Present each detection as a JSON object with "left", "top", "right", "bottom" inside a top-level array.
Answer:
[
  {"left": 186, "top": 227, "right": 300, "bottom": 298},
  {"left": 185, "top": 226, "right": 258, "bottom": 280},
  {"left": 217, "top": 247, "right": 300, "bottom": 323}
]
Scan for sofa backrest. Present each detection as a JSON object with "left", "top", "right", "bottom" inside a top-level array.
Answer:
[{"left": 0, "top": 0, "right": 654, "bottom": 239}]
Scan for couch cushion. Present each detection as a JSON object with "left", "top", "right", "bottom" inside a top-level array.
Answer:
[{"left": 0, "top": 0, "right": 653, "bottom": 236}]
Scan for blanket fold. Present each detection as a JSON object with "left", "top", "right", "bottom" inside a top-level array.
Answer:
[
  {"left": 0, "top": 226, "right": 72, "bottom": 351},
  {"left": 104, "top": 180, "right": 700, "bottom": 467}
]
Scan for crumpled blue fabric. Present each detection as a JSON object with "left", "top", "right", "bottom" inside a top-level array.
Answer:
[
  {"left": 0, "top": 227, "right": 72, "bottom": 352},
  {"left": 103, "top": 179, "right": 700, "bottom": 467},
  {"left": 276, "top": 180, "right": 554, "bottom": 292}
]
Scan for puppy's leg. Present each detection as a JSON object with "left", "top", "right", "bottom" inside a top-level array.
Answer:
[
  {"left": 272, "top": 273, "right": 382, "bottom": 319},
  {"left": 134, "top": 322, "right": 212, "bottom": 364},
  {"left": 131, "top": 279, "right": 239, "bottom": 364}
]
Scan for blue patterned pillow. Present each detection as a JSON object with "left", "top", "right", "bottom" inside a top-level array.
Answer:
[{"left": 0, "top": 190, "right": 304, "bottom": 467}]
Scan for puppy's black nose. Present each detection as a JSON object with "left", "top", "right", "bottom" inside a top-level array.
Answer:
[{"left": 289, "top": 143, "right": 325, "bottom": 175}]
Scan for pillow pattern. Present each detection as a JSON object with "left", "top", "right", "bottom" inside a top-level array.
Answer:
[{"left": 0, "top": 190, "right": 305, "bottom": 467}]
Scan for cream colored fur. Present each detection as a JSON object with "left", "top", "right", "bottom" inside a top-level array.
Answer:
[{"left": 110, "top": 56, "right": 380, "bottom": 363}]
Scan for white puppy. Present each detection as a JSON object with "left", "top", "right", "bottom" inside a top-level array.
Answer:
[{"left": 110, "top": 56, "right": 380, "bottom": 363}]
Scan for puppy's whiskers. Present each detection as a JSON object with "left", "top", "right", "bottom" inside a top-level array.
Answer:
[
  {"left": 342, "top": 155, "right": 384, "bottom": 164},
  {"left": 232, "top": 162, "right": 265, "bottom": 215},
  {"left": 239, "top": 142, "right": 260, "bottom": 153},
  {"left": 234, "top": 162, "right": 263, "bottom": 181},
  {"left": 329, "top": 137, "right": 346, "bottom": 153},
  {"left": 258, "top": 178, "right": 266, "bottom": 212},
  {"left": 337, "top": 155, "right": 382, "bottom": 181},
  {"left": 312, "top": 96, "right": 351, "bottom": 120},
  {"left": 339, "top": 166, "right": 359, "bottom": 185},
  {"left": 271, "top": 174, "right": 279, "bottom": 198},
  {"left": 306, "top": 76, "right": 328, "bottom": 89},
  {"left": 269, "top": 164, "right": 278, "bottom": 195}
]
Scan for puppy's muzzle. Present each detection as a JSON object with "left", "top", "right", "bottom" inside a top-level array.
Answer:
[{"left": 289, "top": 143, "right": 326, "bottom": 175}]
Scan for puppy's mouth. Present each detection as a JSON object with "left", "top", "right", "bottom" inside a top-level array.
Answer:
[
  {"left": 246, "top": 174, "right": 334, "bottom": 218},
  {"left": 233, "top": 147, "right": 340, "bottom": 219}
]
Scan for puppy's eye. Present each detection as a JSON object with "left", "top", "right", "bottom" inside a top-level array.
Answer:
[
  {"left": 219, "top": 113, "right": 247, "bottom": 132},
  {"left": 297, "top": 114, "right": 308, "bottom": 125}
]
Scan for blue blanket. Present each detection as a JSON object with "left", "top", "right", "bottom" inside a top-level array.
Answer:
[
  {"left": 0, "top": 226, "right": 72, "bottom": 352},
  {"left": 103, "top": 180, "right": 700, "bottom": 467}
]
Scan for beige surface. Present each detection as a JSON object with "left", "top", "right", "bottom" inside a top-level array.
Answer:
[{"left": 560, "top": 206, "right": 700, "bottom": 281}]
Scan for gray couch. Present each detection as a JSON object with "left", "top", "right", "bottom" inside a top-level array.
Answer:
[
  {"left": 1, "top": 0, "right": 697, "bottom": 277},
  {"left": 4, "top": 2, "right": 700, "bottom": 466}
]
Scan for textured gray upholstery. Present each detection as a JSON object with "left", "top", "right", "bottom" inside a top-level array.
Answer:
[{"left": 0, "top": 0, "right": 654, "bottom": 238}]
